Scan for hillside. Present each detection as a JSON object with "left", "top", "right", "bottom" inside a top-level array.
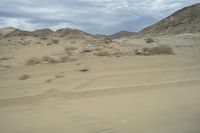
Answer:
[{"left": 139, "top": 3, "right": 200, "bottom": 36}]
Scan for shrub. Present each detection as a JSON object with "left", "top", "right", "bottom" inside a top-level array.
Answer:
[
  {"left": 64, "top": 47, "right": 77, "bottom": 52},
  {"left": 137, "top": 45, "right": 174, "bottom": 56},
  {"left": 81, "top": 48, "right": 93, "bottom": 53},
  {"left": 41, "top": 56, "right": 51, "bottom": 61},
  {"left": 26, "top": 57, "right": 41, "bottom": 65},
  {"left": 0, "top": 57, "right": 11, "bottom": 61},
  {"left": 71, "top": 41, "right": 76, "bottom": 44},
  {"left": 18, "top": 74, "right": 29, "bottom": 80},
  {"left": 41, "top": 37, "right": 48, "bottom": 40},
  {"left": 48, "top": 57, "right": 62, "bottom": 63},
  {"left": 51, "top": 39, "right": 59, "bottom": 44},
  {"left": 93, "top": 51, "right": 110, "bottom": 56},
  {"left": 104, "top": 38, "right": 112, "bottom": 44},
  {"left": 64, "top": 47, "right": 77, "bottom": 56},
  {"left": 46, "top": 43, "right": 52, "bottom": 46},
  {"left": 36, "top": 42, "right": 41, "bottom": 44},
  {"left": 54, "top": 74, "right": 65, "bottom": 78},
  {"left": 59, "top": 55, "right": 69, "bottom": 62},
  {"left": 145, "top": 37, "right": 154, "bottom": 43}
]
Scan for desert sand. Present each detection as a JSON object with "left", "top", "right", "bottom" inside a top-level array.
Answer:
[{"left": 0, "top": 31, "right": 200, "bottom": 133}]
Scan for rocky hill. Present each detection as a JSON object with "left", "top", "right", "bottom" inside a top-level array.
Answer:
[
  {"left": 0, "top": 27, "right": 96, "bottom": 39},
  {"left": 139, "top": 3, "right": 200, "bottom": 36}
]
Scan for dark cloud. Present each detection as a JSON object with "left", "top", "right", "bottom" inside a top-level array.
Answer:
[{"left": 0, "top": 0, "right": 199, "bottom": 35}]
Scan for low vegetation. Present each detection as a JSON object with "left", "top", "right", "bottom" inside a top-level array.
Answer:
[
  {"left": 145, "top": 37, "right": 154, "bottom": 43},
  {"left": 46, "top": 43, "right": 52, "bottom": 46},
  {"left": 93, "top": 51, "right": 110, "bottom": 56},
  {"left": 18, "top": 74, "right": 29, "bottom": 80},
  {"left": 51, "top": 39, "right": 59, "bottom": 44},
  {"left": 135, "top": 45, "right": 174, "bottom": 56},
  {"left": 26, "top": 57, "right": 41, "bottom": 65}
]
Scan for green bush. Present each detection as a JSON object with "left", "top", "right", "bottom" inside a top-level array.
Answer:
[{"left": 145, "top": 37, "right": 154, "bottom": 43}]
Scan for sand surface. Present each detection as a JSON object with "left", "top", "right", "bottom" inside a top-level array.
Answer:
[{"left": 0, "top": 35, "right": 200, "bottom": 133}]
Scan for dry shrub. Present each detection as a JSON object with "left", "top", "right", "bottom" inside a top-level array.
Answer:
[
  {"left": 46, "top": 79, "right": 53, "bottom": 83},
  {"left": 46, "top": 43, "right": 52, "bottom": 46},
  {"left": 0, "top": 64, "right": 11, "bottom": 68},
  {"left": 93, "top": 49, "right": 123, "bottom": 57},
  {"left": 41, "top": 56, "right": 51, "bottom": 61},
  {"left": 60, "top": 55, "right": 77, "bottom": 62},
  {"left": 71, "top": 41, "right": 76, "bottom": 44},
  {"left": 93, "top": 51, "right": 110, "bottom": 56},
  {"left": 25, "top": 41, "right": 30, "bottom": 44},
  {"left": 54, "top": 74, "right": 65, "bottom": 78},
  {"left": 36, "top": 42, "right": 41, "bottom": 44},
  {"left": 99, "top": 37, "right": 112, "bottom": 44},
  {"left": 0, "top": 57, "right": 11, "bottom": 61},
  {"left": 48, "top": 57, "right": 62, "bottom": 63},
  {"left": 41, "top": 37, "right": 48, "bottom": 40},
  {"left": 64, "top": 47, "right": 77, "bottom": 52},
  {"left": 136, "top": 45, "right": 174, "bottom": 56},
  {"left": 52, "top": 39, "right": 59, "bottom": 44},
  {"left": 42, "top": 55, "right": 77, "bottom": 64},
  {"left": 26, "top": 57, "right": 41, "bottom": 65},
  {"left": 94, "top": 48, "right": 101, "bottom": 51},
  {"left": 22, "top": 42, "right": 26, "bottom": 45},
  {"left": 59, "top": 55, "right": 69, "bottom": 62},
  {"left": 18, "top": 74, "right": 29, "bottom": 80},
  {"left": 81, "top": 48, "right": 93, "bottom": 53},
  {"left": 64, "top": 47, "right": 77, "bottom": 56}
]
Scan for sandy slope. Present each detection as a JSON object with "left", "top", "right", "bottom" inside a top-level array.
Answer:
[{"left": 0, "top": 35, "right": 200, "bottom": 133}]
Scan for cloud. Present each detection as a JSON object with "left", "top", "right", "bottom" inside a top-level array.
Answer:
[{"left": 0, "top": 0, "right": 199, "bottom": 34}]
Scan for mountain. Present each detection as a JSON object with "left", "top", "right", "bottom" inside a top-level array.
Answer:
[
  {"left": 109, "top": 31, "right": 137, "bottom": 39},
  {"left": 139, "top": 3, "right": 200, "bottom": 36}
]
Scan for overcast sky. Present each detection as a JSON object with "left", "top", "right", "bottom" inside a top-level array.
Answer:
[{"left": 0, "top": 0, "right": 199, "bottom": 35}]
